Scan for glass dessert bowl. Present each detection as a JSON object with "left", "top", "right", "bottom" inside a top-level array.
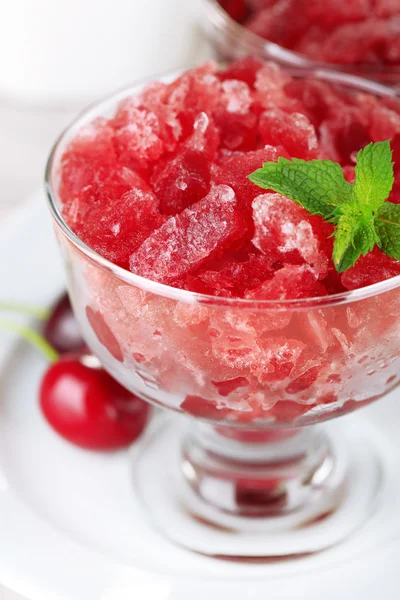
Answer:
[
  {"left": 202, "top": 0, "right": 400, "bottom": 87},
  {"left": 45, "top": 61, "right": 400, "bottom": 558}
]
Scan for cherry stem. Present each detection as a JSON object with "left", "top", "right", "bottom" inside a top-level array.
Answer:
[
  {"left": 0, "top": 302, "right": 51, "bottom": 320},
  {"left": 0, "top": 321, "right": 59, "bottom": 363}
]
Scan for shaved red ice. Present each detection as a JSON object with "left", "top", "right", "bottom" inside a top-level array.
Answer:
[
  {"left": 259, "top": 109, "right": 318, "bottom": 159},
  {"left": 59, "top": 60, "right": 400, "bottom": 297},
  {"left": 129, "top": 185, "right": 246, "bottom": 284},
  {"left": 252, "top": 193, "right": 331, "bottom": 278},
  {"left": 59, "top": 61, "right": 400, "bottom": 427},
  {"left": 341, "top": 248, "right": 400, "bottom": 290}
]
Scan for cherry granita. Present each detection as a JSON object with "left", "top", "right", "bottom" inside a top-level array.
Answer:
[
  {"left": 219, "top": 0, "right": 400, "bottom": 68},
  {"left": 59, "top": 59, "right": 400, "bottom": 297},
  {"left": 58, "top": 60, "right": 400, "bottom": 427}
]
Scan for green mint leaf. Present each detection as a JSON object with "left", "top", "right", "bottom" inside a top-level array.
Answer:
[
  {"left": 248, "top": 157, "right": 352, "bottom": 222},
  {"left": 375, "top": 202, "right": 400, "bottom": 260},
  {"left": 354, "top": 140, "right": 394, "bottom": 212},
  {"left": 332, "top": 205, "right": 377, "bottom": 272},
  {"left": 248, "top": 141, "right": 397, "bottom": 273}
]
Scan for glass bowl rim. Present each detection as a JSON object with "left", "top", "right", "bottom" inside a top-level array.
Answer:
[
  {"left": 202, "top": 0, "right": 400, "bottom": 78},
  {"left": 45, "top": 65, "right": 400, "bottom": 311}
]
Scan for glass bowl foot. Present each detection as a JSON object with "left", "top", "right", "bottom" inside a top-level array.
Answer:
[{"left": 133, "top": 415, "right": 382, "bottom": 558}]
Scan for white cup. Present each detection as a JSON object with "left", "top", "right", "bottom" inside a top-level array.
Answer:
[{"left": 0, "top": 0, "right": 213, "bottom": 104}]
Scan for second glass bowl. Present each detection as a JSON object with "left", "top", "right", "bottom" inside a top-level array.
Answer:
[{"left": 202, "top": 0, "right": 400, "bottom": 87}]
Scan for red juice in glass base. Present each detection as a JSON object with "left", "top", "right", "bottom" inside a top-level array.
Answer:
[{"left": 58, "top": 60, "right": 400, "bottom": 428}]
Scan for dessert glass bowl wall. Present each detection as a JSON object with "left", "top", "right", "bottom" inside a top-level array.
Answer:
[{"left": 46, "top": 69, "right": 400, "bottom": 558}]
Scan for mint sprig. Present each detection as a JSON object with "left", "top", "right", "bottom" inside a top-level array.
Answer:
[
  {"left": 248, "top": 140, "right": 397, "bottom": 273},
  {"left": 375, "top": 203, "right": 400, "bottom": 258},
  {"left": 333, "top": 205, "right": 376, "bottom": 273},
  {"left": 354, "top": 140, "right": 394, "bottom": 211},
  {"left": 248, "top": 158, "right": 352, "bottom": 222}
]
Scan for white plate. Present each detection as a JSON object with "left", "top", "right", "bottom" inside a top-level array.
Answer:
[{"left": 0, "top": 192, "right": 400, "bottom": 600}]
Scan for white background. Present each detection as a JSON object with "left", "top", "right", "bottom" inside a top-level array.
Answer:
[
  {"left": 0, "top": 82, "right": 77, "bottom": 600},
  {"left": 0, "top": 0, "right": 212, "bottom": 597}
]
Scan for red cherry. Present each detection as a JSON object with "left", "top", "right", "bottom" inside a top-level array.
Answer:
[
  {"left": 40, "top": 354, "right": 150, "bottom": 450},
  {"left": 44, "top": 293, "right": 86, "bottom": 355}
]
